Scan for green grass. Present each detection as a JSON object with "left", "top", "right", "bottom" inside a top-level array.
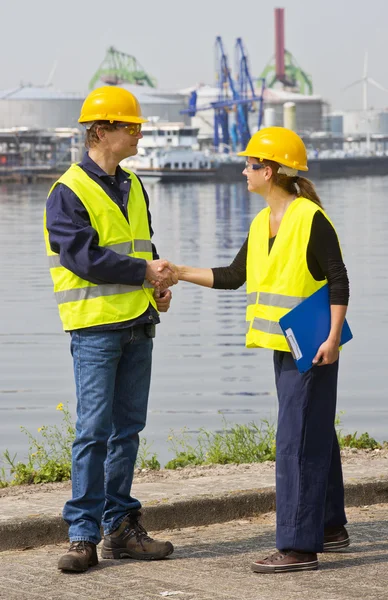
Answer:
[
  {"left": 335, "top": 412, "right": 382, "bottom": 450},
  {"left": 164, "top": 419, "right": 276, "bottom": 469},
  {"left": 0, "top": 403, "right": 74, "bottom": 487},
  {"left": 0, "top": 410, "right": 384, "bottom": 486}
]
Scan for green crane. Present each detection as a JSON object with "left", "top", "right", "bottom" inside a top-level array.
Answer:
[
  {"left": 89, "top": 46, "right": 156, "bottom": 90},
  {"left": 260, "top": 49, "right": 313, "bottom": 96}
]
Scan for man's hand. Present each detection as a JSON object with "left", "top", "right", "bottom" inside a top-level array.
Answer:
[
  {"left": 155, "top": 288, "right": 172, "bottom": 312},
  {"left": 146, "top": 259, "right": 178, "bottom": 291}
]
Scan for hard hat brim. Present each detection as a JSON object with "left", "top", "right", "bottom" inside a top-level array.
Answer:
[
  {"left": 237, "top": 126, "right": 309, "bottom": 171},
  {"left": 78, "top": 114, "right": 148, "bottom": 124},
  {"left": 237, "top": 149, "right": 308, "bottom": 171}
]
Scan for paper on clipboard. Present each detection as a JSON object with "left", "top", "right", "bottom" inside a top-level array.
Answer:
[{"left": 285, "top": 328, "right": 303, "bottom": 361}]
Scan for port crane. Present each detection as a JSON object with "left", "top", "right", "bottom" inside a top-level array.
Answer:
[
  {"left": 183, "top": 37, "right": 265, "bottom": 152},
  {"left": 89, "top": 46, "right": 156, "bottom": 90}
]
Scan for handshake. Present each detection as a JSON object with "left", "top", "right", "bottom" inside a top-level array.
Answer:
[
  {"left": 145, "top": 259, "right": 179, "bottom": 291},
  {"left": 145, "top": 259, "right": 179, "bottom": 313}
]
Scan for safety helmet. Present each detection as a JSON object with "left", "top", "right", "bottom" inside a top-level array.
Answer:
[
  {"left": 238, "top": 126, "right": 308, "bottom": 172},
  {"left": 78, "top": 86, "right": 148, "bottom": 125}
]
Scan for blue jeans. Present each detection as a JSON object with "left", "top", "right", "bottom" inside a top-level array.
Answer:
[
  {"left": 63, "top": 325, "right": 153, "bottom": 545},
  {"left": 274, "top": 351, "right": 346, "bottom": 553}
]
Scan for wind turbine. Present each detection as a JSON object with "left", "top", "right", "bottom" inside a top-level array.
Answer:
[
  {"left": 344, "top": 51, "right": 388, "bottom": 154},
  {"left": 45, "top": 61, "right": 58, "bottom": 87}
]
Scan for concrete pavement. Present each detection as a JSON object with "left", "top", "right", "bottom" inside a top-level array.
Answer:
[
  {"left": 1, "top": 503, "right": 388, "bottom": 600},
  {"left": 0, "top": 449, "right": 387, "bottom": 552}
]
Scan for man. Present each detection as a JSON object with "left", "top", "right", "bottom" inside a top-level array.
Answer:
[{"left": 44, "top": 86, "right": 176, "bottom": 572}]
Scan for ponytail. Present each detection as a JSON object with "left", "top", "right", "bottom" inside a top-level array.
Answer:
[
  {"left": 295, "top": 176, "right": 323, "bottom": 209},
  {"left": 260, "top": 159, "right": 324, "bottom": 209}
]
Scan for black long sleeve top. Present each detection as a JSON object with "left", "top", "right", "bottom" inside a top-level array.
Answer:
[{"left": 212, "top": 211, "right": 350, "bottom": 305}]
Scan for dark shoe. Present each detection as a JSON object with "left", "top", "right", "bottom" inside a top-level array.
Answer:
[
  {"left": 323, "top": 525, "right": 350, "bottom": 551},
  {"left": 251, "top": 550, "right": 318, "bottom": 574},
  {"left": 101, "top": 512, "right": 174, "bottom": 561},
  {"left": 58, "top": 541, "right": 98, "bottom": 572}
]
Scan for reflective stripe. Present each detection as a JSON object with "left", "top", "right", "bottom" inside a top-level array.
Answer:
[
  {"left": 246, "top": 291, "right": 303, "bottom": 309},
  {"left": 48, "top": 239, "right": 153, "bottom": 270},
  {"left": 55, "top": 282, "right": 153, "bottom": 305},
  {"left": 258, "top": 292, "right": 304, "bottom": 309},
  {"left": 246, "top": 292, "right": 257, "bottom": 305},
  {"left": 251, "top": 317, "right": 283, "bottom": 336},
  {"left": 107, "top": 242, "right": 132, "bottom": 254},
  {"left": 107, "top": 240, "right": 152, "bottom": 254},
  {"left": 134, "top": 239, "right": 152, "bottom": 252},
  {"left": 48, "top": 255, "right": 61, "bottom": 268}
]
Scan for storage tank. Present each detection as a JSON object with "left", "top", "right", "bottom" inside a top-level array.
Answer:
[
  {"left": 0, "top": 84, "right": 190, "bottom": 130},
  {"left": 264, "top": 107, "right": 276, "bottom": 127},
  {"left": 122, "top": 84, "right": 190, "bottom": 125},
  {"left": 328, "top": 113, "right": 344, "bottom": 134},
  {"left": 0, "top": 86, "right": 84, "bottom": 129},
  {"left": 283, "top": 102, "right": 296, "bottom": 130},
  {"left": 378, "top": 111, "right": 388, "bottom": 134},
  {"left": 343, "top": 110, "right": 379, "bottom": 135},
  {"left": 264, "top": 88, "right": 323, "bottom": 132}
]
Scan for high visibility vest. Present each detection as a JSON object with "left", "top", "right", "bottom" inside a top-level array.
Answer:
[
  {"left": 246, "top": 197, "right": 335, "bottom": 352},
  {"left": 43, "top": 164, "right": 157, "bottom": 331}
]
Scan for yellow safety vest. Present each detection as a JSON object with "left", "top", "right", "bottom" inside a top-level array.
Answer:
[
  {"left": 43, "top": 164, "right": 157, "bottom": 331},
  {"left": 246, "top": 196, "right": 335, "bottom": 352}
]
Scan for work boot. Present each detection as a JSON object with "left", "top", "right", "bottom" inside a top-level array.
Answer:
[
  {"left": 101, "top": 511, "right": 174, "bottom": 560},
  {"left": 323, "top": 525, "right": 350, "bottom": 551},
  {"left": 251, "top": 550, "right": 318, "bottom": 574},
  {"left": 58, "top": 541, "right": 98, "bottom": 572}
]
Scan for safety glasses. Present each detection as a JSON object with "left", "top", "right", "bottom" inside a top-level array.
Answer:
[
  {"left": 115, "top": 122, "right": 142, "bottom": 136},
  {"left": 245, "top": 161, "right": 266, "bottom": 171}
]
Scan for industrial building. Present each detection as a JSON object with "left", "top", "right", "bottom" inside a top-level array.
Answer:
[
  {"left": 0, "top": 84, "right": 190, "bottom": 130},
  {"left": 180, "top": 83, "right": 326, "bottom": 146},
  {"left": 2, "top": 5, "right": 388, "bottom": 180},
  {"left": 0, "top": 82, "right": 191, "bottom": 179},
  {"left": 262, "top": 88, "right": 325, "bottom": 132},
  {"left": 0, "top": 86, "right": 84, "bottom": 129},
  {"left": 121, "top": 84, "right": 190, "bottom": 124},
  {"left": 326, "top": 109, "right": 388, "bottom": 136}
]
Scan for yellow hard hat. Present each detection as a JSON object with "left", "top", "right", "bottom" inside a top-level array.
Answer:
[
  {"left": 78, "top": 86, "right": 148, "bottom": 125},
  {"left": 238, "top": 126, "right": 308, "bottom": 172}
]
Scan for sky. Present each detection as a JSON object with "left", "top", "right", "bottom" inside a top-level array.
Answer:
[{"left": 1, "top": 0, "right": 388, "bottom": 112}]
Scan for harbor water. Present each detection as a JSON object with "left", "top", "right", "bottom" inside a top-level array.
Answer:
[{"left": 0, "top": 177, "right": 387, "bottom": 467}]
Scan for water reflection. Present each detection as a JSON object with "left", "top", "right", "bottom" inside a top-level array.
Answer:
[{"left": 0, "top": 178, "right": 387, "bottom": 465}]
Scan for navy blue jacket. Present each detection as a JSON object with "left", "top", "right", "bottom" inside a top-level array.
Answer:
[{"left": 45, "top": 153, "right": 160, "bottom": 330}]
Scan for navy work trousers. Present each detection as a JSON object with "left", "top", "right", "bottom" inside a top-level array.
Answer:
[{"left": 274, "top": 350, "right": 347, "bottom": 553}]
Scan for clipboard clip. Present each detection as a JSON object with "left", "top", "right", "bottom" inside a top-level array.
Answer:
[{"left": 284, "top": 328, "right": 303, "bottom": 361}]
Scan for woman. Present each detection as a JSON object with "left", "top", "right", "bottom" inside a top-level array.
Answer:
[{"left": 176, "top": 127, "right": 350, "bottom": 574}]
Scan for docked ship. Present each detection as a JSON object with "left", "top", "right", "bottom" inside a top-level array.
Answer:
[
  {"left": 1, "top": 123, "right": 388, "bottom": 184},
  {"left": 121, "top": 120, "right": 388, "bottom": 183},
  {"left": 121, "top": 121, "right": 227, "bottom": 182}
]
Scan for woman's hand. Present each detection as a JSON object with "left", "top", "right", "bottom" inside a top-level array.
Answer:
[{"left": 312, "top": 338, "right": 339, "bottom": 366}]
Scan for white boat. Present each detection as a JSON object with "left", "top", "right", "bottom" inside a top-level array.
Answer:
[{"left": 121, "top": 121, "right": 218, "bottom": 182}]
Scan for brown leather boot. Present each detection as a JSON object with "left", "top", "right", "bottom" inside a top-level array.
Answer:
[
  {"left": 323, "top": 525, "right": 350, "bottom": 551},
  {"left": 101, "top": 512, "right": 174, "bottom": 561},
  {"left": 251, "top": 550, "right": 318, "bottom": 574},
  {"left": 58, "top": 541, "right": 98, "bottom": 572}
]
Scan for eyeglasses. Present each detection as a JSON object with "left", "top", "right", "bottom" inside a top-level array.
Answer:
[
  {"left": 115, "top": 123, "right": 142, "bottom": 136},
  {"left": 245, "top": 161, "right": 265, "bottom": 171}
]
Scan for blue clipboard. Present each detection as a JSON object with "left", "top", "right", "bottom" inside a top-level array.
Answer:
[{"left": 279, "top": 284, "right": 353, "bottom": 373}]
